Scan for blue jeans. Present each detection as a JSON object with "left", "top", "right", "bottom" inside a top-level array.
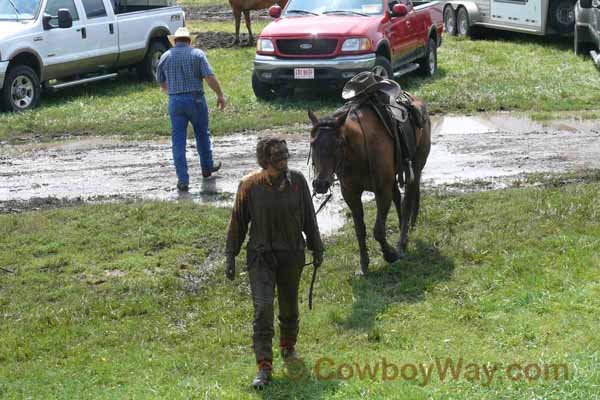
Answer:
[{"left": 168, "top": 92, "right": 214, "bottom": 184}]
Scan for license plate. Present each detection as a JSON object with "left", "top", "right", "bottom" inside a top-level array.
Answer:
[{"left": 294, "top": 68, "right": 314, "bottom": 80}]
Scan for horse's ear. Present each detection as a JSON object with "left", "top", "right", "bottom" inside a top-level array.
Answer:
[{"left": 308, "top": 109, "right": 319, "bottom": 126}]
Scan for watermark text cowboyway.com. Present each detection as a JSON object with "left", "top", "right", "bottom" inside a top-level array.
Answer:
[{"left": 285, "top": 357, "right": 569, "bottom": 385}]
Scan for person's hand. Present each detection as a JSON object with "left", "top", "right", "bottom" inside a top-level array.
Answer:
[
  {"left": 217, "top": 95, "right": 226, "bottom": 111},
  {"left": 313, "top": 251, "right": 323, "bottom": 269},
  {"left": 225, "top": 254, "right": 235, "bottom": 281}
]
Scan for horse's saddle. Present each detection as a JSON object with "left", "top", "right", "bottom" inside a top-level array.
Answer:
[{"left": 347, "top": 85, "right": 424, "bottom": 186}]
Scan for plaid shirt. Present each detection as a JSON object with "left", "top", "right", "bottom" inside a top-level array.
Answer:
[{"left": 156, "top": 43, "right": 214, "bottom": 95}]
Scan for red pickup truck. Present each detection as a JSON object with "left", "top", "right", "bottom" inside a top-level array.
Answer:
[{"left": 252, "top": 0, "right": 444, "bottom": 99}]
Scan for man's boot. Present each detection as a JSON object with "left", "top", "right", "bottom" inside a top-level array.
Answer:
[
  {"left": 252, "top": 361, "right": 272, "bottom": 390},
  {"left": 280, "top": 339, "right": 299, "bottom": 363}
]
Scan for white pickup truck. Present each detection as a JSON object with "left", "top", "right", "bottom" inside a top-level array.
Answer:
[{"left": 0, "top": 0, "right": 184, "bottom": 111}]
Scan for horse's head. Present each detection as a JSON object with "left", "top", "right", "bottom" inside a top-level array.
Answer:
[{"left": 308, "top": 109, "right": 347, "bottom": 194}]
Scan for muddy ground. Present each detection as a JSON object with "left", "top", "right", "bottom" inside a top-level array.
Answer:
[
  {"left": 2, "top": 114, "right": 600, "bottom": 234},
  {"left": 193, "top": 31, "right": 256, "bottom": 49},
  {"left": 183, "top": 5, "right": 270, "bottom": 22}
]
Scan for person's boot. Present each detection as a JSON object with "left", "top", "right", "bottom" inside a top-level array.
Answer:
[
  {"left": 252, "top": 361, "right": 272, "bottom": 390},
  {"left": 176, "top": 181, "right": 189, "bottom": 192},
  {"left": 202, "top": 160, "right": 222, "bottom": 178},
  {"left": 280, "top": 339, "right": 299, "bottom": 363}
]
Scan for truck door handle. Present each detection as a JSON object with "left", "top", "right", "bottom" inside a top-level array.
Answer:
[
  {"left": 76, "top": 27, "right": 87, "bottom": 39},
  {"left": 109, "top": 23, "right": 114, "bottom": 34}
]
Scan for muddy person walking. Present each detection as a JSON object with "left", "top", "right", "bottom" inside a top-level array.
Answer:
[
  {"left": 225, "top": 137, "right": 324, "bottom": 390},
  {"left": 157, "top": 27, "right": 226, "bottom": 191}
]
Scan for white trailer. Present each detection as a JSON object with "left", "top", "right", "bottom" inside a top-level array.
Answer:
[{"left": 443, "top": 0, "right": 576, "bottom": 37}]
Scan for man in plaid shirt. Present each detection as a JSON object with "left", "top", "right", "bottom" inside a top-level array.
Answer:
[{"left": 157, "top": 27, "right": 226, "bottom": 192}]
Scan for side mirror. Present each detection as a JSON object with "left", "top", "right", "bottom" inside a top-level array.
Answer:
[
  {"left": 392, "top": 3, "right": 408, "bottom": 17},
  {"left": 269, "top": 5, "right": 282, "bottom": 18},
  {"left": 580, "top": 0, "right": 592, "bottom": 7},
  {"left": 57, "top": 8, "right": 73, "bottom": 28},
  {"left": 42, "top": 13, "right": 54, "bottom": 30}
]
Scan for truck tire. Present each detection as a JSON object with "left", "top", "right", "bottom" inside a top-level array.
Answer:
[
  {"left": 139, "top": 40, "right": 167, "bottom": 81},
  {"left": 1, "top": 65, "right": 41, "bottom": 111},
  {"left": 417, "top": 38, "right": 437, "bottom": 76},
  {"left": 252, "top": 71, "right": 276, "bottom": 100},
  {"left": 457, "top": 7, "right": 471, "bottom": 37},
  {"left": 549, "top": 0, "right": 576, "bottom": 34},
  {"left": 372, "top": 56, "right": 392, "bottom": 79},
  {"left": 444, "top": 6, "right": 457, "bottom": 36}
]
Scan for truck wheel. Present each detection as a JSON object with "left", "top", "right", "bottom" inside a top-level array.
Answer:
[
  {"left": 444, "top": 6, "right": 457, "bottom": 36},
  {"left": 457, "top": 7, "right": 471, "bottom": 37},
  {"left": 417, "top": 38, "right": 437, "bottom": 76},
  {"left": 372, "top": 56, "right": 392, "bottom": 79},
  {"left": 549, "top": 0, "right": 575, "bottom": 34},
  {"left": 1, "top": 65, "right": 41, "bottom": 111},
  {"left": 139, "top": 40, "right": 167, "bottom": 81},
  {"left": 252, "top": 71, "right": 276, "bottom": 100}
]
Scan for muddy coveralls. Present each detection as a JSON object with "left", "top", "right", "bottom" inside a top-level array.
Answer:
[{"left": 225, "top": 169, "right": 323, "bottom": 368}]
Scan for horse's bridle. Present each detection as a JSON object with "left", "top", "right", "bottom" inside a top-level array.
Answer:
[{"left": 308, "top": 119, "right": 346, "bottom": 214}]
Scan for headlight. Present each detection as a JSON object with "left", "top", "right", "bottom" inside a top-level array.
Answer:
[
  {"left": 257, "top": 39, "right": 275, "bottom": 53},
  {"left": 341, "top": 38, "right": 372, "bottom": 52}
]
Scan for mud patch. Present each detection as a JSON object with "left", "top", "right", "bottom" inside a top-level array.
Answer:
[
  {"left": 183, "top": 5, "right": 270, "bottom": 21},
  {"left": 193, "top": 31, "right": 255, "bottom": 49},
  {"left": 2, "top": 113, "right": 600, "bottom": 234}
]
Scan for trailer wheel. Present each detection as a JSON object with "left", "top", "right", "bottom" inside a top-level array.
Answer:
[
  {"left": 549, "top": 0, "right": 576, "bottom": 34},
  {"left": 1, "top": 65, "right": 41, "bottom": 112},
  {"left": 417, "top": 38, "right": 437, "bottom": 76},
  {"left": 457, "top": 7, "right": 471, "bottom": 37},
  {"left": 574, "top": 27, "right": 593, "bottom": 55},
  {"left": 444, "top": 6, "right": 457, "bottom": 36}
]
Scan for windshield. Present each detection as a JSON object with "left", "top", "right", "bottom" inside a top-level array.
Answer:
[
  {"left": 284, "top": 0, "right": 384, "bottom": 17},
  {"left": 0, "top": 0, "right": 41, "bottom": 20}
]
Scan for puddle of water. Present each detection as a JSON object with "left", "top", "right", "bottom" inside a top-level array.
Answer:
[{"left": 2, "top": 113, "right": 600, "bottom": 235}]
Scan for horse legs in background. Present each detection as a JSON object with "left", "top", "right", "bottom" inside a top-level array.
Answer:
[
  {"left": 342, "top": 188, "right": 370, "bottom": 276},
  {"left": 374, "top": 189, "right": 401, "bottom": 264},
  {"left": 233, "top": 8, "right": 242, "bottom": 44},
  {"left": 243, "top": 10, "right": 254, "bottom": 44}
]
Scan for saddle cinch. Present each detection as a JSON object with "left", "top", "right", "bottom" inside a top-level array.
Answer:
[{"left": 342, "top": 73, "right": 425, "bottom": 187}]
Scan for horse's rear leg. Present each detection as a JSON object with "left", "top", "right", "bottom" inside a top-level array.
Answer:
[
  {"left": 392, "top": 183, "right": 405, "bottom": 255},
  {"left": 343, "top": 189, "right": 370, "bottom": 275},
  {"left": 233, "top": 8, "right": 242, "bottom": 44},
  {"left": 374, "top": 190, "right": 400, "bottom": 264},
  {"left": 243, "top": 10, "right": 254, "bottom": 44}
]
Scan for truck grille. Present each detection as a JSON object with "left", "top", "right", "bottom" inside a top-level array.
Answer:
[{"left": 276, "top": 39, "right": 338, "bottom": 56}]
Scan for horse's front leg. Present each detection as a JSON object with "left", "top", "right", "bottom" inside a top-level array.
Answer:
[
  {"left": 374, "top": 189, "right": 400, "bottom": 264},
  {"left": 342, "top": 188, "right": 369, "bottom": 275},
  {"left": 392, "top": 183, "right": 405, "bottom": 257},
  {"left": 399, "top": 178, "right": 418, "bottom": 254}
]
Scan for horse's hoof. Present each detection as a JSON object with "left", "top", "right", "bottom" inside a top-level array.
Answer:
[
  {"left": 383, "top": 250, "right": 400, "bottom": 264},
  {"left": 355, "top": 267, "right": 367, "bottom": 276}
]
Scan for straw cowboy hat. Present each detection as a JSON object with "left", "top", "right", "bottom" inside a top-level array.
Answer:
[
  {"left": 168, "top": 27, "right": 196, "bottom": 47},
  {"left": 341, "top": 71, "right": 401, "bottom": 100}
]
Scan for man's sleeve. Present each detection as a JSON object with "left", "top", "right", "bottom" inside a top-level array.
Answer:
[
  {"left": 195, "top": 50, "right": 214, "bottom": 77},
  {"left": 225, "top": 181, "right": 251, "bottom": 256},
  {"left": 300, "top": 174, "right": 324, "bottom": 253}
]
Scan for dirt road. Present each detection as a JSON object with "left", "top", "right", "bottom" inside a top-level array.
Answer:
[{"left": 2, "top": 113, "right": 599, "bottom": 233}]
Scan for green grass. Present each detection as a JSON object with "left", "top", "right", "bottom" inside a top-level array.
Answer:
[
  {"left": 177, "top": 0, "right": 228, "bottom": 8},
  {"left": 1, "top": 175, "right": 600, "bottom": 398},
  {"left": 2, "top": 29, "right": 600, "bottom": 142}
]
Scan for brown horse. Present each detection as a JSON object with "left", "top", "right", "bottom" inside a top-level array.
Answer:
[
  {"left": 308, "top": 96, "right": 431, "bottom": 275},
  {"left": 229, "top": 0, "right": 288, "bottom": 44}
]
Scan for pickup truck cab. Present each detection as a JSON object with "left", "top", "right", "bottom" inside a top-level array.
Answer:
[
  {"left": 0, "top": 0, "right": 184, "bottom": 111},
  {"left": 252, "top": 0, "right": 443, "bottom": 99}
]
